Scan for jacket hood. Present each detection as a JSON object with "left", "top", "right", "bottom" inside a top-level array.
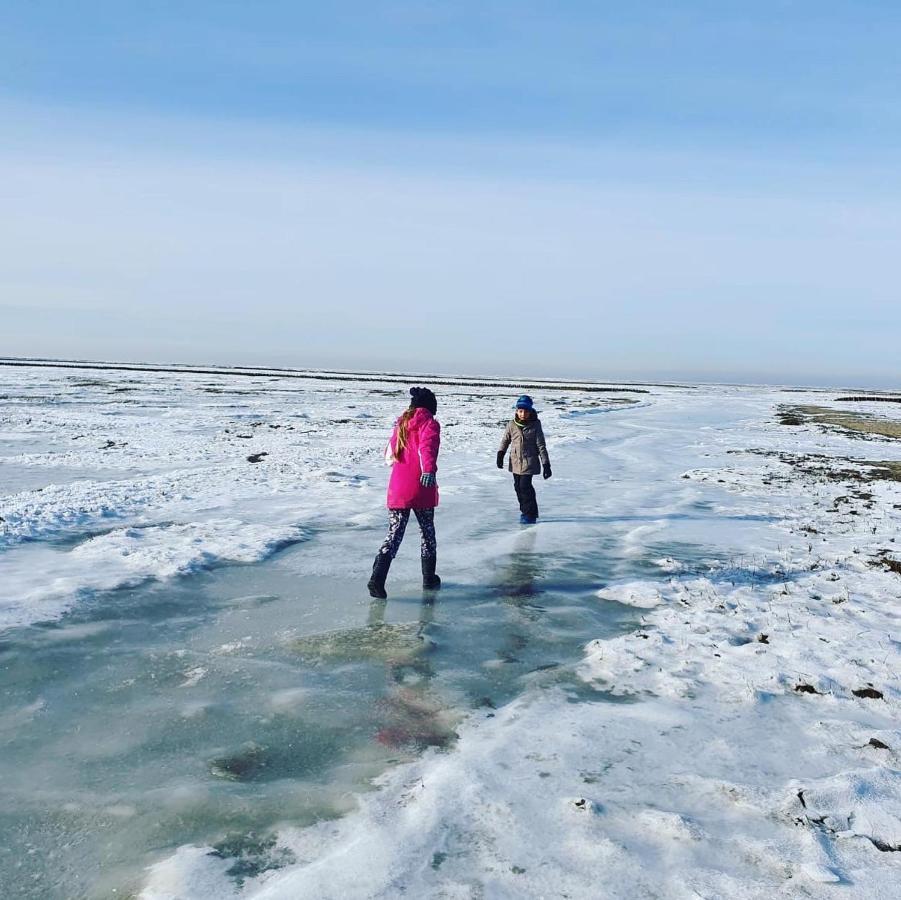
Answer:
[{"left": 406, "top": 407, "right": 435, "bottom": 427}]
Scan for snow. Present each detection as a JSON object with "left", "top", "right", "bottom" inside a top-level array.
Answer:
[
  {"left": 0, "top": 521, "right": 307, "bottom": 629},
  {"left": 1, "top": 362, "right": 900, "bottom": 898}
]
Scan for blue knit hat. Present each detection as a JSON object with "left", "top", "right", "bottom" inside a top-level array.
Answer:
[{"left": 513, "top": 395, "right": 535, "bottom": 411}]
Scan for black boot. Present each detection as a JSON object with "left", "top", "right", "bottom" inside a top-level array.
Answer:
[
  {"left": 421, "top": 555, "right": 441, "bottom": 591},
  {"left": 368, "top": 552, "right": 391, "bottom": 599}
]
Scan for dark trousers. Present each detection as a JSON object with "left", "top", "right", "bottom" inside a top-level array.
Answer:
[
  {"left": 378, "top": 507, "right": 437, "bottom": 559},
  {"left": 513, "top": 474, "right": 538, "bottom": 519}
]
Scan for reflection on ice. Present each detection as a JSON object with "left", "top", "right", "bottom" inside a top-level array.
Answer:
[
  {"left": 291, "top": 619, "right": 431, "bottom": 666},
  {"left": 0, "top": 527, "right": 637, "bottom": 897},
  {"left": 375, "top": 686, "right": 460, "bottom": 751}
]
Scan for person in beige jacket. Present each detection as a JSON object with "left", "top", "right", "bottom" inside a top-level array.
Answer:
[{"left": 496, "top": 395, "right": 551, "bottom": 524}]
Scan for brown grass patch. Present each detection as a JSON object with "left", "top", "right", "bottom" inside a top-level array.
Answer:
[{"left": 778, "top": 405, "right": 901, "bottom": 440}]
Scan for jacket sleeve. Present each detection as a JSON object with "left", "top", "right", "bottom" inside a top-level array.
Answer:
[
  {"left": 498, "top": 422, "right": 512, "bottom": 453},
  {"left": 418, "top": 417, "right": 440, "bottom": 474},
  {"left": 535, "top": 421, "right": 550, "bottom": 468},
  {"left": 385, "top": 424, "right": 399, "bottom": 464}
]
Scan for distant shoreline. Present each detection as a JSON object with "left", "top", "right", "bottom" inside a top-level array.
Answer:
[
  {"left": 0, "top": 357, "right": 653, "bottom": 393},
  {"left": 4, "top": 357, "right": 898, "bottom": 395}
]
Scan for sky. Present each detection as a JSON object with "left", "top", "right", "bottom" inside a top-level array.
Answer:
[{"left": 1, "top": 2, "right": 899, "bottom": 387}]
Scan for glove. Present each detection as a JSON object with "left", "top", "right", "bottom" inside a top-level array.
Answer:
[
  {"left": 496, "top": 451, "right": 505, "bottom": 469},
  {"left": 420, "top": 472, "right": 436, "bottom": 487},
  {"left": 543, "top": 465, "right": 552, "bottom": 480}
]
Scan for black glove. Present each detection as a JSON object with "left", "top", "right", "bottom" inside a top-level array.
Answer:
[
  {"left": 543, "top": 465, "right": 552, "bottom": 480},
  {"left": 496, "top": 451, "right": 505, "bottom": 469},
  {"left": 420, "top": 472, "right": 436, "bottom": 487}
]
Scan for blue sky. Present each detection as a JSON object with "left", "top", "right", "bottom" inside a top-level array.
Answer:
[{"left": 1, "top": 2, "right": 899, "bottom": 385}]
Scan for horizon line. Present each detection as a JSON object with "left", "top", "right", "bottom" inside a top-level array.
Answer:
[{"left": 2, "top": 355, "right": 898, "bottom": 395}]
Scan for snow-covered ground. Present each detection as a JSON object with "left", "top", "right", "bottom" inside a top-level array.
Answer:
[{"left": 1, "top": 363, "right": 899, "bottom": 899}]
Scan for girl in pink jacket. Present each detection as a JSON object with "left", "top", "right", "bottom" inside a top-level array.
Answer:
[{"left": 368, "top": 387, "right": 441, "bottom": 599}]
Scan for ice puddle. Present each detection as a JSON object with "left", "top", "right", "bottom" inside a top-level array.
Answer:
[{"left": 0, "top": 516, "right": 686, "bottom": 899}]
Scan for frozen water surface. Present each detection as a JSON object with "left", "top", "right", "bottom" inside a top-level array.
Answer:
[
  {"left": 0, "top": 538, "right": 637, "bottom": 898},
  {"left": 1, "top": 363, "right": 899, "bottom": 898}
]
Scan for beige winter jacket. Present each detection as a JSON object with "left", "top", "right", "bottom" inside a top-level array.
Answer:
[{"left": 498, "top": 417, "right": 550, "bottom": 475}]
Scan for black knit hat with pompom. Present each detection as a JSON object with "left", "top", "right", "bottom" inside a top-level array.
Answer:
[{"left": 409, "top": 387, "right": 437, "bottom": 415}]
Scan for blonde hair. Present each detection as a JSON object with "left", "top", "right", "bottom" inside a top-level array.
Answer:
[{"left": 394, "top": 407, "right": 416, "bottom": 455}]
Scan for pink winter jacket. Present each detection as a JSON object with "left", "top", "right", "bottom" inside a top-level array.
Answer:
[{"left": 385, "top": 407, "right": 440, "bottom": 509}]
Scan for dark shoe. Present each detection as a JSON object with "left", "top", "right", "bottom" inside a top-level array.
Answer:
[
  {"left": 519, "top": 514, "right": 537, "bottom": 525},
  {"left": 368, "top": 552, "right": 391, "bottom": 599},
  {"left": 421, "top": 555, "right": 441, "bottom": 591}
]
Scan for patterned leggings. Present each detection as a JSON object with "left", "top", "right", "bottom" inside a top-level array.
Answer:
[{"left": 378, "top": 508, "right": 437, "bottom": 559}]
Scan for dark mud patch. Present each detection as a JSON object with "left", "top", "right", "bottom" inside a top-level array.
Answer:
[
  {"left": 209, "top": 733, "right": 344, "bottom": 783},
  {"left": 836, "top": 396, "right": 901, "bottom": 403},
  {"left": 870, "top": 551, "right": 901, "bottom": 575},
  {"left": 209, "top": 832, "right": 296, "bottom": 885},
  {"left": 852, "top": 687, "right": 884, "bottom": 700},
  {"left": 739, "top": 449, "right": 901, "bottom": 484},
  {"left": 870, "top": 838, "right": 901, "bottom": 852}
]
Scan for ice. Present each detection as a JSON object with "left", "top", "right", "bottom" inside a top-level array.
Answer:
[
  {"left": 1, "top": 363, "right": 900, "bottom": 898},
  {"left": 0, "top": 521, "right": 307, "bottom": 629}
]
